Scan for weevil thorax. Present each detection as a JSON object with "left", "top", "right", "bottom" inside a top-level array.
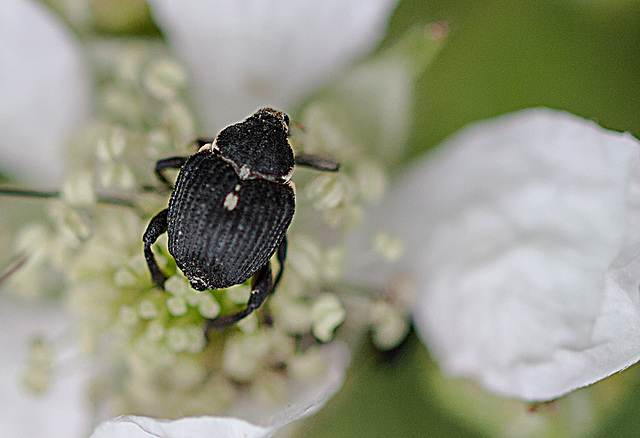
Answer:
[{"left": 213, "top": 108, "right": 295, "bottom": 183}]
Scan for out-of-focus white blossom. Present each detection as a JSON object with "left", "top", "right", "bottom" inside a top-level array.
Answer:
[
  {"left": 0, "top": 0, "right": 91, "bottom": 185},
  {"left": 147, "top": 0, "right": 400, "bottom": 131},
  {"left": 351, "top": 108, "right": 640, "bottom": 401}
]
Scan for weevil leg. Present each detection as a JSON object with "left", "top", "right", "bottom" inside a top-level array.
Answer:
[
  {"left": 155, "top": 156, "right": 187, "bottom": 187},
  {"left": 273, "top": 235, "right": 287, "bottom": 291},
  {"left": 295, "top": 153, "right": 341, "bottom": 172},
  {"left": 195, "top": 137, "right": 215, "bottom": 148},
  {"left": 207, "top": 262, "right": 273, "bottom": 330},
  {"left": 143, "top": 208, "right": 169, "bottom": 288}
]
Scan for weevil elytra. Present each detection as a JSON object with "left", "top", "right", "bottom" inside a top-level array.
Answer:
[{"left": 143, "top": 108, "right": 340, "bottom": 329}]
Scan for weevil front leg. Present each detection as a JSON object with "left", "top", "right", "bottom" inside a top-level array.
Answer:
[
  {"left": 295, "top": 153, "right": 340, "bottom": 172},
  {"left": 154, "top": 138, "right": 216, "bottom": 187},
  {"left": 154, "top": 157, "right": 187, "bottom": 187},
  {"left": 207, "top": 262, "right": 273, "bottom": 330},
  {"left": 195, "top": 137, "right": 215, "bottom": 148},
  {"left": 143, "top": 208, "right": 169, "bottom": 288}
]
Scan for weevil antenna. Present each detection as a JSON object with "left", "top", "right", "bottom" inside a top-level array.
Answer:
[{"left": 291, "top": 120, "right": 306, "bottom": 133}]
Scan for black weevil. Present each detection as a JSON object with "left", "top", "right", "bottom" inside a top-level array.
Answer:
[{"left": 143, "top": 108, "right": 340, "bottom": 329}]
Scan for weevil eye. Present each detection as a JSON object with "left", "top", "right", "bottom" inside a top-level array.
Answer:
[
  {"left": 283, "top": 113, "right": 291, "bottom": 134},
  {"left": 258, "top": 108, "right": 289, "bottom": 128}
]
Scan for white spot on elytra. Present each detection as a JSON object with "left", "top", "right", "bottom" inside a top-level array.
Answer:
[
  {"left": 224, "top": 191, "right": 239, "bottom": 211},
  {"left": 239, "top": 165, "right": 251, "bottom": 179},
  {"left": 198, "top": 143, "right": 213, "bottom": 152}
]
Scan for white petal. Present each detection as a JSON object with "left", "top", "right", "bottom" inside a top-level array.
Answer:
[
  {"left": 350, "top": 108, "right": 640, "bottom": 401},
  {"left": 90, "top": 342, "right": 350, "bottom": 437},
  {"left": 264, "top": 341, "right": 350, "bottom": 430},
  {"left": 0, "top": 297, "right": 92, "bottom": 438},
  {"left": 0, "top": 0, "right": 91, "bottom": 185},
  {"left": 90, "top": 416, "right": 271, "bottom": 438},
  {"left": 148, "top": 0, "right": 398, "bottom": 131}
]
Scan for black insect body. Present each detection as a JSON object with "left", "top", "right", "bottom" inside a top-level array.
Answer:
[{"left": 143, "top": 108, "right": 340, "bottom": 329}]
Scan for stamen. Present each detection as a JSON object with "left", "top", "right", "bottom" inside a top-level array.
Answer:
[
  {"left": 138, "top": 300, "right": 158, "bottom": 319},
  {"left": 166, "top": 296, "right": 188, "bottom": 316},
  {"left": 372, "top": 230, "right": 405, "bottom": 262},
  {"left": 22, "top": 337, "right": 52, "bottom": 394},
  {"left": 369, "top": 301, "right": 410, "bottom": 350},
  {"left": 197, "top": 293, "right": 221, "bottom": 318},
  {"left": 311, "top": 293, "right": 346, "bottom": 342}
]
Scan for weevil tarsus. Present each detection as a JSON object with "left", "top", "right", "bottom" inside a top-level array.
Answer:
[{"left": 207, "top": 262, "right": 273, "bottom": 330}]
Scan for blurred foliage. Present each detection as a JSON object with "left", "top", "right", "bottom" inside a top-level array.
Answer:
[
  {"left": 90, "top": 0, "right": 159, "bottom": 35},
  {"left": 384, "top": 0, "right": 640, "bottom": 164},
  {"left": 302, "top": 332, "right": 482, "bottom": 437},
  {"left": 303, "top": 332, "right": 640, "bottom": 438},
  {"left": 42, "top": 0, "right": 160, "bottom": 35}
]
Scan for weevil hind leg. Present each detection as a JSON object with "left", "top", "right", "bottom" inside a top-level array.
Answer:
[
  {"left": 206, "top": 262, "right": 273, "bottom": 330},
  {"left": 143, "top": 208, "right": 169, "bottom": 288},
  {"left": 295, "top": 153, "right": 340, "bottom": 172},
  {"left": 273, "top": 235, "right": 287, "bottom": 291},
  {"left": 154, "top": 156, "right": 187, "bottom": 187}
]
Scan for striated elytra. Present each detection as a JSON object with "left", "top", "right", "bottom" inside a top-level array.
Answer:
[{"left": 143, "top": 108, "right": 340, "bottom": 329}]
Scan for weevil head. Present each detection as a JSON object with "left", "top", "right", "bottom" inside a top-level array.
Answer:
[
  {"left": 214, "top": 108, "right": 295, "bottom": 182},
  {"left": 257, "top": 107, "right": 290, "bottom": 134}
]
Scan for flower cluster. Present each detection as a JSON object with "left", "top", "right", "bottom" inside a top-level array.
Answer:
[{"left": 10, "top": 43, "right": 351, "bottom": 420}]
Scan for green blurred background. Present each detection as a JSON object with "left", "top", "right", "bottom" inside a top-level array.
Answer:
[
  {"left": 30, "top": 0, "right": 640, "bottom": 436},
  {"left": 393, "top": 0, "right": 640, "bottom": 159},
  {"left": 302, "top": 1, "right": 640, "bottom": 437}
]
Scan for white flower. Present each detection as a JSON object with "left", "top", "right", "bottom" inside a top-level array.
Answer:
[
  {"left": 89, "top": 342, "right": 350, "bottom": 438},
  {"left": 350, "top": 108, "right": 640, "bottom": 401},
  {"left": 147, "top": 0, "right": 399, "bottom": 131},
  {"left": 1, "top": 1, "right": 397, "bottom": 437},
  {"left": 0, "top": 0, "right": 91, "bottom": 185},
  {"left": 83, "top": 1, "right": 395, "bottom": 435}
]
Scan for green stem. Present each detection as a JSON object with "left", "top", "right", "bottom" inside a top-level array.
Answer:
[
  {"left": 0, "top": 253, "right": 29, "bottom": 287},
  {"left": 0, "top": 187, "right": 138, "bottom": 209}
]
